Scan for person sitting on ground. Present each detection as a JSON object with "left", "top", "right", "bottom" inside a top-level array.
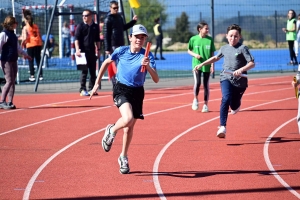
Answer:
[{"left": 42, "top": 34, "right": 55, "bottom": 58}]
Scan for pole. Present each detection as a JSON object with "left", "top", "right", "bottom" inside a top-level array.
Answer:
[
  {"left": 119, "top": 0, "right": 129, "bottom": 45},
  {"left": 34, "top": 0, "right": 59, "bottom": 92},
  {"left": 211, "top": 0, "right": 215, "bottom": 79},
  {"left": 12, "top": 0, "right": 20, "bottom": 84},
  {"left": 58, "top": 0, "right": 67, "bottom": 58},
  {"left": 275, "top": 10, "right": 278, "bottom": 48}
]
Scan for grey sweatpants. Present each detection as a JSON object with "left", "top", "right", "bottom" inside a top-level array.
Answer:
[{"left": 1, "top": 61, "right": 17, "bottom": 103}]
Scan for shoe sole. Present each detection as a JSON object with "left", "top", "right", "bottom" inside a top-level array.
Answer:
[
  {"left": 102, "top": 124, "right": 114, "bottom": 152},
  {"left": 217, "top": 132, "right": 226, "bottom": 138}
]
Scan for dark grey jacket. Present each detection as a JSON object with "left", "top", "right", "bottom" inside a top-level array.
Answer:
[{"left": 103, "top": 13, "right": 136, "bottom": 52}]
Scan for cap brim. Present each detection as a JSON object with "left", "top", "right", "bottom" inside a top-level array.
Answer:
[{"left": 132, "top": 32, "right": 148, "bottom": 37}]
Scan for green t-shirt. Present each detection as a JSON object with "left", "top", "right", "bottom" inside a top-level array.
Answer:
[
  {"left": 188, "top": 34, "right": 216, "bottom": 72},
  {"left": 286, "top": 19, "right": 296, "bottom": 41}
]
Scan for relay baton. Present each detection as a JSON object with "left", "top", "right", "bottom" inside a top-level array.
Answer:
[
  {"left": 141, "top": 42, "right": 152, "bottom": 72},
  {"left": 223, "top": 69, "right": 248, "bottom": 78},
  {"left": 293, "top": 76, "right": 299, "bottom": 99}
]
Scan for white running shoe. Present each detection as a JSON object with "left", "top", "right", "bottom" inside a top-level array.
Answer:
[
  {"left": 217, "top": 126, "right": 226, "bottom": 138},
  {"left": 102, "top": 124, "right": 115, "bottom": 152},
  {"left": 202, "top": 104, "right": 209, "bottom": 113},
  {"left": 118, "top": 155, "right": 130, "bottom": 174},
  {"left": 231, "top": 106, "right": 240, "bottom": 115},
  {"left": 192, "top": 99, "right": 198, "bottom": 110},
  {"left": 29, "top": 76, "right": 35, "bottom": 82}
]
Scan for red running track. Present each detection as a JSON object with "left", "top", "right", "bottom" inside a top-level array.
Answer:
[{"left": 0, "top": 75, "right": 299, "bottom": 200}]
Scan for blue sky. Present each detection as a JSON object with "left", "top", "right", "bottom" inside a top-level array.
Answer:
[{"left": 3, "top": 0, "right": 300, "bottom": 27}]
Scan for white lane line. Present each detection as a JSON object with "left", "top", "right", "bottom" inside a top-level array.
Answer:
[
  {"left": 0, "top": 95, "right": 111, "bottom": 115},
  {"left": 0, "top": 75, "right": 291, "bottom": 115},
  {"left": 0, "top": 92, "right": 194, "bottom": 136},
  {"left": 263, "top": 118, "right": 300, "bottom": 199},
  {"left": 21, "top": 87, "right": 293, "bottom": 199},
  {"left": 22, "top": 128, "right": 105, "bottom": 200},
  {"left": 152, "top": 96, "right": 294, "bottom": 199},
  {"left": 0, "top": 106, "right": 111, "bottom": 136}
]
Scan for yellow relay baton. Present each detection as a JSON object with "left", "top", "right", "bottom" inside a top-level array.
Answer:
[{"left": 293, "top": 76, "right": 299, "bottom": 99}]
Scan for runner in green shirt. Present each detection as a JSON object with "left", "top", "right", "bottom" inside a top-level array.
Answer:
[{"left": 188, "top": 22, "right": 216, "bottom": 112}]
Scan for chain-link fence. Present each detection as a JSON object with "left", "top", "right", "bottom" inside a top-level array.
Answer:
[{"left": 0, "top": 0, "right": 300, "bottom": 92}]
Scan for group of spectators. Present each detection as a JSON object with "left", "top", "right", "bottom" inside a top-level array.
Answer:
[{"left": 0, "top": 0, "right": 165, "bottom": 107}]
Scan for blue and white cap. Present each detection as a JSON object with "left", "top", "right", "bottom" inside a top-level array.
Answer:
[{"left": 131, "top": 24, "right": 148, "bottom": 36}]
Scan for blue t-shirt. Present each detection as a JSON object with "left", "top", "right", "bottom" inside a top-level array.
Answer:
[{"left": 110, "top": 46, "right": 156, "bottom": 87}]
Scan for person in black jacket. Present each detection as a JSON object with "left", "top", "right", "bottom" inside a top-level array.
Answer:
[
  {"left": 0, "top": 16, "right": 31, "bottom": 109},
  {"left": 75, "top": 9, "right": 101, "bottom": 96},
  {"left": 104, "top": 0, "right": 137, "bottom": 85}
]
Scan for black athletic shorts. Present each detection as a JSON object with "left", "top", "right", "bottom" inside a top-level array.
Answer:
[{"left": 113, "top": 82, "right": 145, "bottom": 119}]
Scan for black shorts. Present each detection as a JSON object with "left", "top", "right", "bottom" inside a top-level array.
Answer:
[{"left": 113, "top": 82, "right": 145, "bottom": 119}]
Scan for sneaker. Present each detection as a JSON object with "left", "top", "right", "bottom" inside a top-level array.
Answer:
[
  {"left": 0, "top": 102, "right": 7, "bottom": 109},
  {"left": 7, "top": 102, "right": 16, "bottom": 109},
  {"left": 154, "top": 57, "right": 159, "bottom": 60},
  {"left": 102, "top": 124, "right": 115, "bottom": 152},
  {"left": 118, "top": 155, "right": 130, "bottom": 174},
  {"left": 160, "top": 57, "right": 166, "bottom": 60},
  {"left": 231, "top": 106, "right": 240, "bottom": 115},
  {"left": 29, "top": 76, "right": 35, "bottom": 82},
  {"left": 217, "top": 126, "right": 226, "bottom": 138},
  {"left": 39, "top": 76, "right": 43, "bottom": 81},
  {"left": 201, "top": 104, "right": 209, "bottom": 113},
  {"left": 192, "top": 99, "right": 198, "bottom": 110},
  {"left": 88, "top": 90, "right": 98, "bottom": 96},
  {"left": 80, "top": 90, "right": 89, "bottom": 96}
]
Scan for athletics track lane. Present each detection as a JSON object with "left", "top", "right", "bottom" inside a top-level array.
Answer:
[{"left": 0, "top": 75, "right": 299, "bottom": 199}]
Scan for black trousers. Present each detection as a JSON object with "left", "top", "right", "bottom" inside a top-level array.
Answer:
[
  {"left": 80, "top": 52, "right": 97, "bottom": 92},
  {"left": 27, "top": 46, "right": 42, "bottom": 76}
]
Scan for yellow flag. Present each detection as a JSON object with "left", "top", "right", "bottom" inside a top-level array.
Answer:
[{"left": 129, "top": 0, "right": 140, "bottom": 8}]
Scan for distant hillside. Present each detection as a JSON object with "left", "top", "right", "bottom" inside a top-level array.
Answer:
[{"left": 215, "top": 15, "right": 288, "bottom": 42}]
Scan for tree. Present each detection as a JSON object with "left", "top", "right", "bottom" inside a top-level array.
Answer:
[
  {"left": 123, "top": 0, "right": 167, "bottom": 38},
  {"left": 169, "top": 12, "right": 193, "bottom": 43}
]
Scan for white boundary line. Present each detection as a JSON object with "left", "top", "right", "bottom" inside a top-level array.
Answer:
[
  {"left": 21, "top": 87, "right": 293, "bottom": 199},
  {"left": 152, "top": 96, "right": 296, "bottom": 199},
  {"left": 0, "top": 75, "right": 290, "bottom": 115},
  {"left": 263, "top": 118, "right": 300, "bottom": 199}
]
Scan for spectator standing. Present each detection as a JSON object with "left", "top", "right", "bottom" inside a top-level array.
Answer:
[
  {"left": 98, "top": 15, "right": 105, "bottom": 60},
  {"left": 19, "top": 9, "right": 32, "bottom": 43},
  {"left": 282, "top": 9, "right": 298, "bottom": 65},
  {"left": 0, "top": 16, "right": 31, "bottom": 109},
  {"left": 188, "top": 22, "right": 216, "bottom": 112},
  {"left": 103, "top": 0, "right": 137, "bottom": 85},
  {"left": 22, "top": 15, "right": 43, "bottom": 81},
  {"left": 153, "top": 17, "right": 165, "bottom": 60},
  {"left": 62, "top": 21, "right": 71, "bottom": 57},
  {"left": 75, "top": 9, "right": 101, "bottom": 96}
]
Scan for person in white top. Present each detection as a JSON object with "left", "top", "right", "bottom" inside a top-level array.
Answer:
[{"left": 62, "top": 21, "right": 71, "bottom": 57}]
